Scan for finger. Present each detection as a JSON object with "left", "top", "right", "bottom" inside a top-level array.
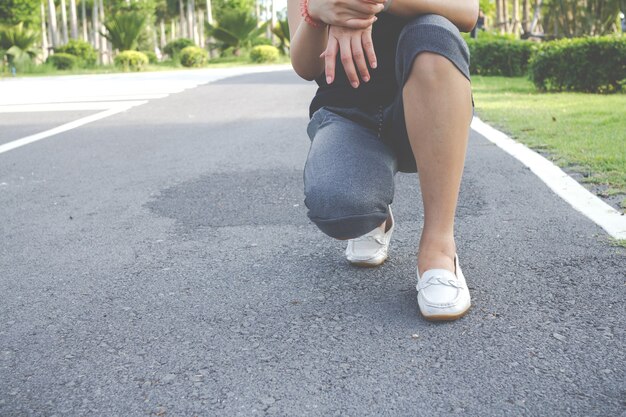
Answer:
[
  {"left": 344, "top": 16, "right": 377, "bottom": 29},
  {"left": 362, "top": 29, "right": 377, "bottom": 69},
  {"left": 351, "top": 34, "right": 369, "bottom": 82},
  {"left": 323, "top": 38, "right": 339, "bottom": 84},
  {"left": 338, "top": 36, "right": 359, "bottom": 88}
]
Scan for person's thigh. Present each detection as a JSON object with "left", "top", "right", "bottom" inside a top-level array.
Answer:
[
  {"left": 382, "top": 13, "right": 473, "bottom": 173},
  {"left": 304, "top": 106, "right": 397, "bottom": 239}
]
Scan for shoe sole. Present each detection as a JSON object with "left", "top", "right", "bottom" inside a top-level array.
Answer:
[
  {"left": 347, "top": 255, "right": 388, "bottom": 268},
  {"left": 421, "top": 304, "right": 471, "bottom": 322}
]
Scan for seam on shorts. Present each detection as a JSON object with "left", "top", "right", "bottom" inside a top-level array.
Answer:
[
  {"left": 308, "top": 210, "right": 388, "bottom": 224},
  {"left": 396, "top": 24, "right": 471, "bottom": 86}
]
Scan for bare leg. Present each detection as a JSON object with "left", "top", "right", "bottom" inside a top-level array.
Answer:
[{"left": 402, "top": 52, "right": 473, "bottom": 275}]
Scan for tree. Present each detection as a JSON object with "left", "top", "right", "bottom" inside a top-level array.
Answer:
[
  {"left": 205, "top": 8, "right": 264, "bottom": 55},
  {"left": 271, "top": 18, "right": 288, "bottom": 55},
  {"left": 0, "top": 0, "right": 41, "bottom": 26},
  {"left": 0, "top": 23, "right": 39, "bottom": 69},
  {"left": 541, "top": 0, "right": 622, "bottom": 37},
  {"left": 102, "top": 11, "right": 146, "bottom": 50}
]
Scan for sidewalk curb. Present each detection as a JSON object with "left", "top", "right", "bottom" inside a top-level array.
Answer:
[{"left": 471, "top": 116, "right": 626, "bottom": 240}]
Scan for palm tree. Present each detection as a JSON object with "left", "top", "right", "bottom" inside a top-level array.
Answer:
[
  {"left": 102, "top": 12, "right": 147, "bottom": 51},
  {"left": 272, "top": 18, "right": 289, "bottom": 55},
  {"left": 205, "top": 9, "right": 266, "bottom": 55},
  {"left": 0, "top": 23, "right": 39, "bottom": 70}
]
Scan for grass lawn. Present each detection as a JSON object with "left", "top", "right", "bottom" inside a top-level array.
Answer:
[
  {"left": 0, "top": 55, "right": 291, "bottom": 78},
  {"left": 471, "top": 76, "right": 626, "bottom": 211}
]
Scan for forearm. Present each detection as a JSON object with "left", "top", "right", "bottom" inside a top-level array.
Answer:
[
  {"left": 387, "top": 0, "right": 479, "bottom": 32},
  {"left": 288, "top": 0, "right": 327, "bottom": 81},
  {"left": 290, "top": 23, "right": 328, "bottom": 81}
]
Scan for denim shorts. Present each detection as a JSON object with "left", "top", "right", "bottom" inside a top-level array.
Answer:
[{"left": 303, "top": 14, "right": 472, "bottom": 239}]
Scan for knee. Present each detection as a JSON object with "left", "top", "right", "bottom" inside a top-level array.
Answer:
[
  {"left": 395, "top": 14, "right": 470, "bottom": 87},
  {"left": 304, "top": 183, "right": 388, "bottom": 240},
  {"left": 407, "top": 52, "right": 455, "bottom": 85}
]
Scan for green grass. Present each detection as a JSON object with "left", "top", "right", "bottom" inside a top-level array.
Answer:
[
  {"left": 612, "top": 239, "right": 626, "bottom": 248},
  {"left": 472, "top": 76, "right": 626, "bottom": 207},
  {"left": 0, "top": 55, "right": 290, "bottom": 78}
]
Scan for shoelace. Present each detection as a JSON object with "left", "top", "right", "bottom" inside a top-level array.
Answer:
[{"left": 420, "top": 275, "right": 464, "bottom": 290}]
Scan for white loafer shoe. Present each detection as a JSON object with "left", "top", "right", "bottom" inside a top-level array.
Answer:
[
  {"left": 416, "top": 254, "right": 471, "bottom": 321},
  {"left": 345, "top": 206, "right": 394, "bottom": 267}
]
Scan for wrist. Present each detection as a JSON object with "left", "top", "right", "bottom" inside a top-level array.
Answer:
[{"left": 300, "top": 0, "right": 327, "bottom": 28}]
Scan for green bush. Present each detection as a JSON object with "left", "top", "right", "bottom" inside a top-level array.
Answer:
[
  {"left": 466, "top": 38, "right": 534, "bottom": 76},
  {"left": 114, "top": 50, "right": 148, "bottom": 71},
  {"left": 55, "top": 39, "right": 97, "bottom": 66},
  {"left": 251, "top": 37, "right": 272, "bottom": 47},
  {"left": 163, "top": 38, "right": 195, "bottom": 58},
  {"left": 529, "top": 36, "right": 626, "bottom": 93},
  {"left": 142, "top": 50, "right": 158, "bottom": 64},
  {"left": 179, "top": 46, "right": 208, "bottom": 67},
  {"left": 249, "top": 45, "right": 279, "bottom": 63},
  {"left": 46, "top": 53, "right": 78, "bottom": 70}
]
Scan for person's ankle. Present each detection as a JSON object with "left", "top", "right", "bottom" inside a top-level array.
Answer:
[{"left": 417, "top": 236, "right": 456, "bottom": 276}]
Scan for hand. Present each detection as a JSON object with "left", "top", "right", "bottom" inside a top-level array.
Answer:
[
  {"left": 321, "top": 25, "right": 377, "bottom": 88},
  {"left": 308, "top": 0, "right": 384, "bottom": 29}
]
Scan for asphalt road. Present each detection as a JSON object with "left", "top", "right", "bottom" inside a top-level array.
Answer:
[{"left": 1, "top": 69, "right": 624, "bottom": 416}]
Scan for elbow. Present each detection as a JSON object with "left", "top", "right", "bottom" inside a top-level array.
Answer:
[
  {"left": 458, "top": 1, "right": 480, "bottom": 32},
  {"left": 291, "top": 58, "right": 323, "bottom": 81}
]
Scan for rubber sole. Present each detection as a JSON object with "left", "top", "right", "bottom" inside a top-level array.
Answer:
[
  {"left": 347, "top": 255, "right": 388, "bottom": 268},
  {"left": 420, "top": 304, "right": 471, "bottom": 322}
]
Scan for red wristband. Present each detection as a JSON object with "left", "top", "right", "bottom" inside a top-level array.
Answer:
[{"left": 300, "top": 0, "right": 325, "bottom": 29}]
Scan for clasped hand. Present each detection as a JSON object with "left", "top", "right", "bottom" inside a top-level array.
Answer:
[{"left": 308, "top": 0, "right": 384, "bottom": 87}]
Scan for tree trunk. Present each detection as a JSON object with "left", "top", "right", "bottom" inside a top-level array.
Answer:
[
  {"left": 512, "top": 0, "right": 520, "bottom": 35},
  {"left": 69, "top": 0, "right": 78, "bottom": 39},
  {"left": 529, "top": 0, "right": 542, "bottom": 34},
  {"left": 271, "top": 0, "right": 276, "bottom": 35},
  {"left": 206, "top": 0, "right": 213, "bottom": 25},
  {"left": 171, "top": 20, "right": 176, "bottom": 41},
  {"left": 60, "top": 0, "right": 69, "bottom": 44},
  {"left": 47, "top": 0, "right": 59, "bottom": 47},
  {"left": 179, "top": 0, "right": 187, "bottom": 38},
  {"left": 40, "top": 0, "right": 49, "bottom": 60},
  {"left": 99, "top": 0, "right": 108, "bottom": 63},
  {"left": 92, "top": 0, "right": 99, "bottom": 56},
  {"left": 265, "top": 0, "right": 271, "bottom": 39},
  {"left": 522, "top": 0, "right": 530, "bottom": 34},
  {"left": 81, "top": 0, "right": 88, "bottom": 41},
  {"left": 502, "top": 0, "right": 510, "bottom": 32},
  {"left": 495, "top": 0, "right": 503, "bottom": 33},
  {"left": 160, "top": 20, "right": 166, "bottom": 50},
  {"left": 187, "top": 0, "right": 197, "bottom": 44},
  {"left": 198, "top": 12, "right": 205, "bottom": 47}
]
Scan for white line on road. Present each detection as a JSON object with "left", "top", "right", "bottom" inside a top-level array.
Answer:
[
  {"left": 0, "top": 101, "right": 152, "bottom": 112},
  {"left": 471, "top": 116, "right": 626, "bottom": 240},
  {"left": 0, "top": 65, "right": 292, "bottom": 155},
  {"left": 0, "top": 102, "right": 146, "bottom": 155}
]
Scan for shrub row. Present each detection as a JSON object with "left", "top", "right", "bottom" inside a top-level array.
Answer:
[
  {"left": 466, "top": 35, "right": 626, "bottom": 93},
  {"left": 466, "top": 38, "right": 534, "bottom": 77},
  {"left": 529, "top": 36, "right": 626, "bottom": 93}
]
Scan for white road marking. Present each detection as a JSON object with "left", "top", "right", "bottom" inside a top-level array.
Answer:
[
  {"left": 0, "top": 101, "right": 149, "bottom": 112},
  {"left": 471, "top": 116, "right": 626, "bottom": 240},
  {"left": 0, "top": 103, "right": 145, "bottom": 154},
  {"left": 0, "top": 65, "right": 291, "bottom": 154}
]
